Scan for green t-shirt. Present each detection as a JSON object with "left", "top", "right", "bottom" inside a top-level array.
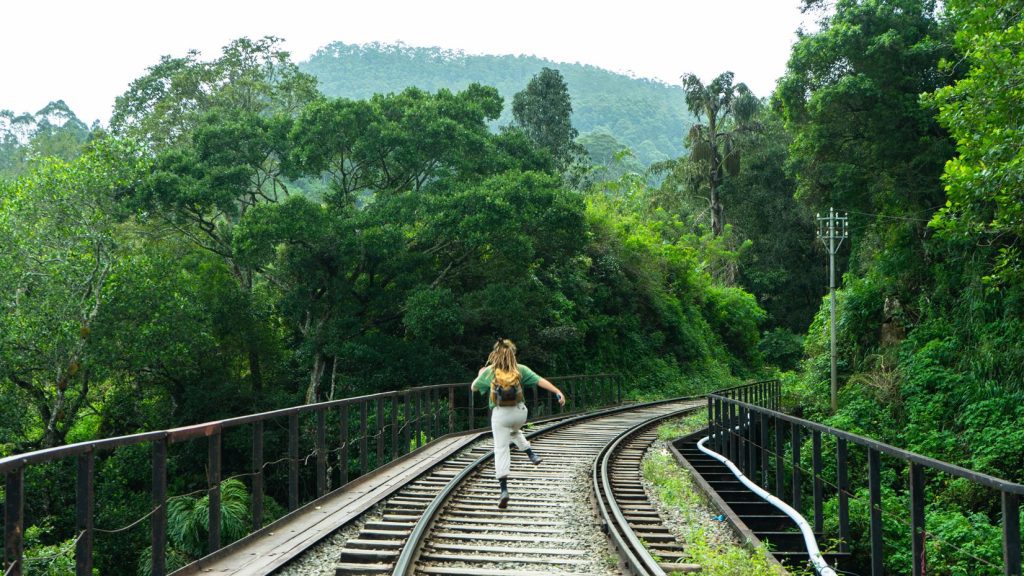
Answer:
[{"left": 472, "top": 364, "right": 541, "bottom": 408}]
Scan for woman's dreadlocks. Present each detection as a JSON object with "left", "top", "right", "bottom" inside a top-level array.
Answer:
[{"left": 488, "top": 339, "right": 521, "bottom": 388}]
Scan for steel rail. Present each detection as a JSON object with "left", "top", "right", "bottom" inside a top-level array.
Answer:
[
  {"left": 391, "top": 396, "right": 698, "bottom": 575},
  {"left": 594, "top": 405, "right": 700, "bottom": 576}
]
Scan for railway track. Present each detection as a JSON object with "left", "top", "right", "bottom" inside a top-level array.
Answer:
[
  {"left": 330, "top": 440, "right": 497, "bottom": 574},
  {"left": 267, "top": 399, "right": 705, "bottom": 575},
  {"left": 377, "top": 399, "right": 702, "bottom": 576},
  {"left": 594, "top": 409, "right": 703, "bottom": 575}
]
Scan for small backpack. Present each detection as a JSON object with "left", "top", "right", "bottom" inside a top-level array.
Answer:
[{"left": 490, "top": 368, "right": 523, "bottom": 407}]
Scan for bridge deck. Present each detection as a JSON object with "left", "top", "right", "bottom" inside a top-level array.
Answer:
[{"left": 173, "top": 431, "right": 483, "bottom": 576}]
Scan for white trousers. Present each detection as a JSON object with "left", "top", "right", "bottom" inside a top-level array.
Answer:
[{"left": 491, "top": 403, "right": 530, "bottom": 479}]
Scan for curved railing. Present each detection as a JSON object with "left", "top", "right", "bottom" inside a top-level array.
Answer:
[
  {"left": 707, "top": 382, "right": 1023, "bottom": 576},
  {"left": 0, "top": 373, "right": 622, "bottom": 576}
]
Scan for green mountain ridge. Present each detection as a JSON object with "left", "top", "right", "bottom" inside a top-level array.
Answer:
[{"left": 299, "top": 41, "right": 695, "bottom": 165}]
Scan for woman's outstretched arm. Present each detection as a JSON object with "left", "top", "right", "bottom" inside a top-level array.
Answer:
[{"left": 537, "top": 378, "right": 566, "bottom": 406}]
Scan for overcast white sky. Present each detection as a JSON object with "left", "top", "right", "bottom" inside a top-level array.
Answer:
[{"left": 1, "top": 0, "right": 811, "bottom": 125}]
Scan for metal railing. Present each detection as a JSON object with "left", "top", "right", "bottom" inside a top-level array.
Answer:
[
  {"left": 707, "top": 383, "right": 1023, "bottom": 576},
  {"left": 708, "top": 379, "right": 780, "bottom": 410},
  {"left": 0, "top": 373, "right": 622, "bottom": 576}
]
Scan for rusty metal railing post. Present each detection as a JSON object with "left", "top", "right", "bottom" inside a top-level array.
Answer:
[
  {"left": 75, "top": 450, "right": 94, "bottom": 576},
  {"left": 1004, "top": 492, "right": 1021, "bottom": 576},
  {"left": 791, "top": 424, "right": 802, "bottom": 510},
  {"left": 706, "top": 396, "right": 713, "bottom": 436},
  {"left": 252, "top": 420, "right": 264, "bottom": 531},
  {"left": 4, "top": 466, "right": 23, "bottom": 576},
  {"left": 774, "top": 416, "right": 785, "bottom": 497},
  {"left": 429, "top": 388, "right": 437, "bottom": 441},
  {"left": 288, "top": 413, "right": 299, "bottom": 511},
  {"left": 812, "top": 430, "right": 823, "bottom": 533},
  {"left": 716, "top": 396, "right": 724, "bottom": 453},
  {"left": 339, "top": 405, "right": 349, "bottom": 486},
  {"left": 358, "top": 401, "right": 368, "bottom": 478},
  {"left": 448, "top": 387, "right": 455, "bottom": 434},
  {"left": 740, "top": 402, "right": 748, "bottom": 474},
  {"left": 728, "top": 401, "right": 737, "bottom": 461},
  {"left": 869, "top": 448, "right": 884, "bottom": 576},
  {"left": 760, "top": 411, "right": 769, "bottom": 488},
  {"left": 910, "top": 463, "right": 926, "bottom": 576},
  {"left": 376, "top": 398, "right": 384, "bottom": 465},
  {"left": 208, "top": 429, "right": 222, "bottom": 552},
  {"left": 403, "top": 392, "right": 412, "bottom": 454},
  {"left": 390, "top": 396, "right": 400, "bottom": 459},
  {"left": 837, "top": 438, "right": 850, "bottom": 553},
  {"left": 316, "top": 409, "right": 327, "bottom": 498},
  {"left": 415, "top": 392, "right": 423, "bottom": 449},
  {"left": 749, "top": 411, "right": 759, "bottom": 481},
  {"left": 151, "top": 438, "right": 167, "bottom": 576}
]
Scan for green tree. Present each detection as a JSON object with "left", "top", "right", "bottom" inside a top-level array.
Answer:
[
  {"left": 775, "top": 0, "right": 954, "bottom": 218},
  {"left": 680, "top": 71, "right": 759, "bottom": 236},
  {"left": 263, "top": 85, "right": 508, "bottom": 400},
  {"left": 927, "top": 0, "right": 1024, "bottom": 286},
  {"left": 0, "top": 138, "right": 145, "bottom": 448},
  {"left": 234, "top": 167, "right": 585, "bottom": 402},
  {"left": 287, "top": 84, "right": 503, "bottom": 203},
  {"left": 114, "top": 37, "right": 318, "bottom": 397},
  {"left": 577, "top": 128, "right": 647, "bottom": 185},
  {"left": 111, "top": 36, "right": 317, "bottom": 149},
  {"left": 511, "top": 68, "right": 586, "bottom": 174},
  {"left": 723, "top": 109, "right": 821, "bottom": 332},
  {"left": 0, "top": 101, "right": 92, "bottom": 179}
]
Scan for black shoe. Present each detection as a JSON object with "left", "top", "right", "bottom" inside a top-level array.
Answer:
[
  {"left": 498, "top": 478, "right": 509, "bottom": 509},
  {"left": 526, "top": 448, "right": 542, "bottom": 465}
]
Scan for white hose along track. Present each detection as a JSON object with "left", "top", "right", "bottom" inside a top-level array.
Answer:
[{"left": 697, "top": 435, "right": 838, "bottom": 576}]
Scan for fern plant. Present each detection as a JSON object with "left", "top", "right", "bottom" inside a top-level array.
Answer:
[{"left": 137, "top": 478, "right": 251, "bottom": 576}]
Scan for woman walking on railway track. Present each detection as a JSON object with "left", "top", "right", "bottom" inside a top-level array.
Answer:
[{"left": 472, "top": 338, "right": 566, "bottom": 508}]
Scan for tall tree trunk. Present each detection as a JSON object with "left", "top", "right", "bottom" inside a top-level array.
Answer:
[
  {"left": 711, "top": 187, "right": 724, "bottom": 236},
  {"left": 709, "top": 113, "right": 724, "bottom": 237},
  {"left": 328, "top": 356, "right": 338, "bottom": 400},
  {"left": 305, "top": 350, "right": 327, "bottom": 404}
]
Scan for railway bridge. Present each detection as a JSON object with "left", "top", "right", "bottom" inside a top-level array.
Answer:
[{"left": 2, "top": 378, "right": 1022, "bottom": 575}]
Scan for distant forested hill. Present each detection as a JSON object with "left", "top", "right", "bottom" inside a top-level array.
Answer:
[{"left": 299, "top": 41, "right": 694, "bottom": 166}]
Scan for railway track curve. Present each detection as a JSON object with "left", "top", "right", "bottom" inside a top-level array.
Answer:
[
  {"left": 594, "top": 407, "right": 703, "bottom": 575},
  {"left": 381, "top": 398, "right": 702, "bottom": 576}
]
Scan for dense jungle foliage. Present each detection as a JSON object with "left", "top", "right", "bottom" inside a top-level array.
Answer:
[
  {"left": 0, "top": 38, "right": 765, "bottom": 573},
  {"left": 3, "top": 0, "right": 1024, "bottom": 572},
  {"left": 778, "top": 0, "right": 1024, "bottom": 573}
]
